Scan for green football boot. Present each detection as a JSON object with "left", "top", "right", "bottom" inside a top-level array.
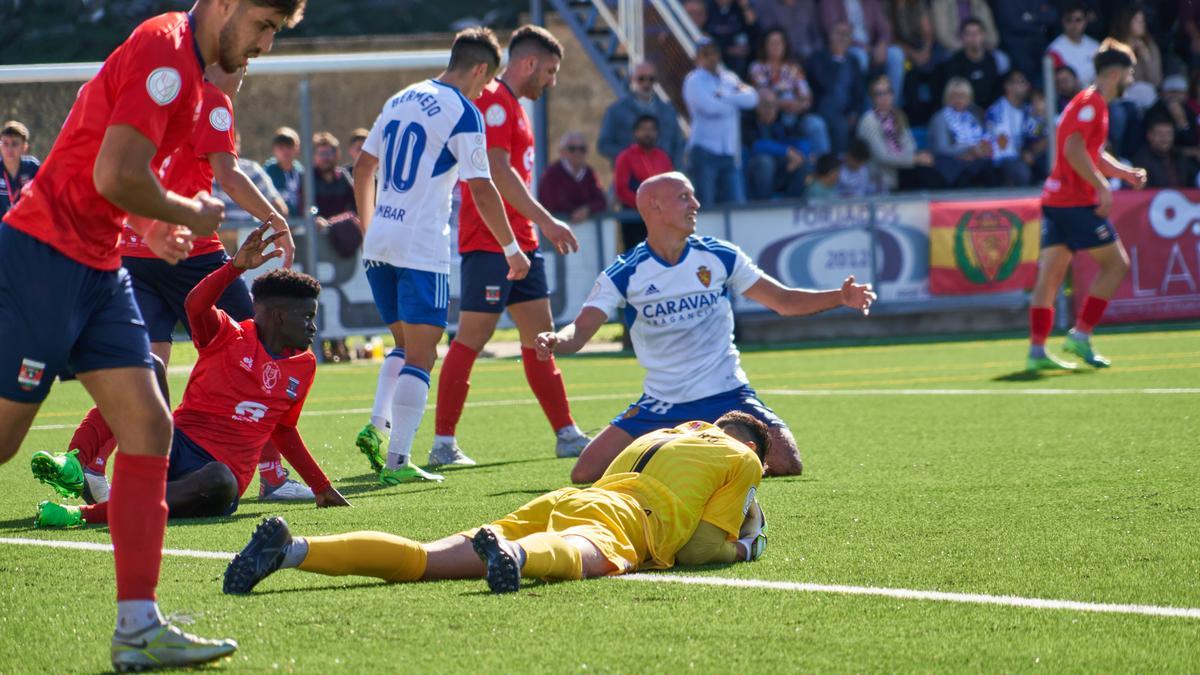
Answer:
[
  {"left": 35, "top": 501, "right": 84, "bottom": 529},
  {"left": 379, "top": 464, "right": 444, "bottom": 486},
  {"left": 356, "top": 424, "right": 387, "bottom": 475},
  {"left": 111, "top": 622, "right": 237, "bottom": 672},
  {"left": 30, "top": 450, "right": 85, "bottom": 498},
  {"left": 1062, "top": 330, "right": 1111, "bottom": 368},
  {"left": 1025, "top": 352, "right": 1078, "bottom": 372}
]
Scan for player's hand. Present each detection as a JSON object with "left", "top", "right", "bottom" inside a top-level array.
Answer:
[
  {"left": 1125, "top": 167, "right": 1148, "bottom": 190},
  {"left": 841, "top": 275, "right": 876, "bottom": 316},
  {"left": 534, "top": 331, "right": 560, "bottom": 361},
  {"left": 1094, "top": 184, "right": 1113, "bottom": 217},
  {"left": 315, "top": 486, "right": 351, "bottom": 508},
  {"left": 540, "top": 217, "right": 580, "bottom": 255},
  {"left": 144, "top": 220, "right": 195, "bottom": 265},
  {"left": 232, "top": 221, "right": 286, "bottom": 271},
  {"left": 505, "top": 249, "right": 531, "bottom": 281},
  {"left": 264, "top": 212, "right": 296, "bottom": 268},
  {"left": 190, "top": 190, "right": 225, "bottom": 236}
]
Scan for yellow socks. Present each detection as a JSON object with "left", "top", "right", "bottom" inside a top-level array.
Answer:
[
  {"left": 298, "top": 532, "right": 427, "bottom": 582},
  {"left": 516, "top": 532, "right": 583, "bottom": 580}
]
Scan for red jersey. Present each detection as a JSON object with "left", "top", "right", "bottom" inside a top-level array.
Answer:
[
  {"left": 1042, "top": 88, "right": 1109, "bottom": 208},
  {"left": 3, "top": 13, "right": 205, "bottom": 271},
  {"left": 175, "top": 262, "right": 327, "bottom": 496},
  {"left": 458, "top": 79, "right": 539, "bottom": 253},
  {"left": 121, "top": 81, "right": 234, "bottom": 259}
]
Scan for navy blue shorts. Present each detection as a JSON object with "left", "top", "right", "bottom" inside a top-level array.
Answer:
[
  {"left": 123, "top": 251, "right": 254, "bottom": 343},
  {"left": 611, "top": 385, "right": 787, "bottom": 438},
  {"left": 0, "top": 224, "right": 153, "bottom": 404},
  {"left": 1041, "top": 205, "right": 1119, "bottom": 251},
  {"left": 168, "top": 428, "right": 238, "bottom": 515},
  {"left": 459, "top": 249, "right": 549, "bottom": 313},
  {"left": 364, "top": 260, "right": 450, "bottom": 327}
]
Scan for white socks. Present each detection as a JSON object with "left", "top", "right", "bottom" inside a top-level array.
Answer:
[
  {"left": 370, "top": 347, "right": 406, "bottom": 431},
  {"left": 116, "top": 600, "right": 164, "bottom": 635},
  {"left": 384, "top": 366, "right": 430, "bottom": 471},
  {"left": 281, "top": 537, "right": 309, "bottom": 569}
]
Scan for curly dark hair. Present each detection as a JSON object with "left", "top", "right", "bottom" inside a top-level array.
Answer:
[
  {"left": 715, "top": 411, "right": 771, "bottom": 462},
  {"left": 251, "top": 269, "right": 321, "bottom": 303}
]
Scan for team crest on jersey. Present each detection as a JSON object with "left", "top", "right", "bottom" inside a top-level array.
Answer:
[
  {"left": 286, "top": 376, "right": 300, "bottom": 399},
  {"left": 622, "top": 406, "right": 640, "bottom": 419},
  {"left": 696, "top": 266, "right": 712, "bottom": 288},
  {"left": 262, "top": 362, "right": 281, "bottom": 392},
  {"left": 485, "top": 285, "right": 501, "bottom": 304},
  {"left": 145, "top": 67, "right": 181, "bottom": 106},
  {"left": 16, "top": 358, "right": 46, "bottom": 392},
  {"left": 209, "top": 107, "right": 232, "bottom": 132},
  {"left": 485, "top": 103, "right": 507, "bottom": 127}
]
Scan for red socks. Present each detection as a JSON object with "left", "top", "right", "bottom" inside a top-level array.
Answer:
[
  {"left": 257, "top": 440, "right": 285, "bottom": 487},
  {"left": 70, "top": 407, "right": 117, "bottom": 473},
  {"left": 435, "top": 341, "right": 478, "bottom": 436},
  {"left": 81, "top": 500, "right": 108, "bottom": 524},
  {"left": 1075, "top": 296, "right": 1109, "bottom": 335},
  {"left": 1029, "top": 306, "right": 1054, "bottom": 346},
  {"left": 109, "top": 452, "right": 168, "bottom": 601},
  {"left": 521, "top": 347, "right": 574, "bottom": 431}
]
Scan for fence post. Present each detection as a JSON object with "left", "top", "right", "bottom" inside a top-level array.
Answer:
[
  {"left": 297, "top": 76, "right": 323, "bottom": 361},
  {"left": 1043, "top": 55, "right": 1056, "bottom": 175}
]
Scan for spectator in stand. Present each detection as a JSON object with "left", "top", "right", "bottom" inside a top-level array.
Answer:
[
  {"left": 986, "top": 69, "right": 1037, "bottom": 186},
  {"left": 805, "top": 153, "right": 841, "bottom": 200},
  {"left": 930, "top": 0, "right": 999, "bottom": 53},
  {"left": 598, "top": 62, "right": 685, "bottom": 169},
  {"left": 744, "top": 95, "right": 808, "bottom": 199},
  {"left": 929, "top": 77, "right": 996, "bottom": 187},
  {"left": 537, "top": 131, "right": 607, "bottom": 223},
  {"left": 1146, "top": 75, "right": 1200, "bottom": 158},
  {"left": 1111, "top": 6, "right": 1160, "bottom": 89},
  {"left": 264, "top": 126, "right": 305, "bottom": 219},
  {"left": 1183, "top": 0, "right": 1200, "bottom": 69},
  {"left": 1024, "top": 88, "right": 1050, "bottom": 179},
  {"left": 0, "top": 120, "right": 39, "bottom": 219},
  {"left": 748, "top": 28, "right": 830, "bottom": 156},
  {"left": 311, "top": 131, "right": 358, "bottom": 243},
  {"left": 820, "top": 0, "right": 905, "bottom": 107},
  {"left": 705, "top": 0, "right": 758, "bottom": 77},
  {"left": 1134, "top": 117, "right": 1200, "bottom": 189},
  {"left": 214, "top": 131, "right": 288, "bottom": 222},
  {"left": 857, "top": 75, "right": 937, "bottom": 192},
  {"left": 891, "top": 0, "right": 940, "bottom": 125},
  {"left": 613, "top": 116, "right": 673, "bottom": 250},
  {"left": 752, "top": 0, "right": 823, "bottom": 62},
  {"left": 809, "top": 21, "right": 866, "bottom": 154},
  {"left": 992, "top": 0, "right": 1058, "bottom": 88},
  {"left": 1046, "top": 2, "right": 1099, "bottom": 86},
  {"left": 343, "top": 127, "right": 370, "bottom": 174},
  {"left": 683, "top": 37, "right": 758, "bottom": 205},
  {"left": 1054, "top": 65, "right": 1081, "bottom": 114},
  {"left": 683, "top": 0, "right": 708, "bottom": 34},
  {"left": 838, "top": 139, "right": 879, "bottom": 197},
  {"left": 941, "top": 18, "right": 1003, "bottom": 108}
]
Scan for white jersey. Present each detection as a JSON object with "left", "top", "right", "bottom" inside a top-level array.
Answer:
[
  {"left": 361, "top": 78, "right": 490, "bottom": 273},
  {"left": 584, "top": 236, "right": 766, "bottom": 403}
]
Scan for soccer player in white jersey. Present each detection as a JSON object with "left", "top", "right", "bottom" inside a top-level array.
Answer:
[
  {"left": 535, "top": 172, "right": 876, "bottom": 483},
  {"left": 353, "top": 28, "right": 530, "bottom": 485}
]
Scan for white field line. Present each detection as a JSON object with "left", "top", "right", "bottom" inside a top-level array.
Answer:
[
  {"left": 1, "top": 536, "right": 1197, "bottom": 621},
  {"left": 27, "top": 388, "right": 1200, "bottom": 432}
]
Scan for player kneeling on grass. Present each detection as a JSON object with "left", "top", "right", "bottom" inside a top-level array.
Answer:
[
  {"left": 34, "top": 224, "right": 349, "bottom": 528},
  {"left": 223, "top": 411, "right": 770, "bottom": 595}
]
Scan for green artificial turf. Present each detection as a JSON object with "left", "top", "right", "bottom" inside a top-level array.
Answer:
[{"left": 0, "top": 328, "right": 1197, "bottom": 672}]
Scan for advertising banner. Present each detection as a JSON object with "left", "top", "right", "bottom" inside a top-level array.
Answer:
[
  {"left": 929, "top": 197, "right": 1040, "bottom": 295},
  {"left": 1071, "top": 189, "right": 1200, "bottom": 323}
]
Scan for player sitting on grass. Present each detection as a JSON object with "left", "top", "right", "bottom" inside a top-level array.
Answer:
[
  {"left": 34, "top": 223, "right": 348, "bottom": 528},
  {"left": 535, "top": 172, "right": 876, "bottom": 483},
  {"left": 223, "top": 411, "right": 770, "bottom": 595}
]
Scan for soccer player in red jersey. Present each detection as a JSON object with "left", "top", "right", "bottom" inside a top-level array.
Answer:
[
  {"left": 1028, "top": 38, "right": 1147, "bottom": 372},
  {"left": 35, "top": 224, "right": 348, "bottom": 524},
  {"left": 423, "top": 25, "right": 591, "bottom": 468},
  {"left": 0, "top": 1, "right": 304, "bottom": 670}
]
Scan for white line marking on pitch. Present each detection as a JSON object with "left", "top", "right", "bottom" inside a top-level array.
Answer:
[
  {"left": 2, "top": 537, "right": 1197, "bottom": 621},
  {"left": 27, "top": 388, "right": 1199, "bottom": 431}
]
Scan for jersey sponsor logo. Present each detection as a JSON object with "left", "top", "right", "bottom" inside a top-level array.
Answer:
[
  {"left": 240, "top": 356, "right": 254, "bottom": 372},
  {"left": 471, "top": 147, "right": 488, "bottom": 172},
  {"left": 262, "top": 362, "right": 280, "bottom": 392},
  {"left": 1077, "top": 104, "right": 1095, "bottom": 122},
  {"left": 146, "top": 67, "right": 182, "bottom": 106},
  {"left": 645, "top": 284, "right": 660, "bottom": 295},
  {"left": 286, "top": 376, "right": 300, "bottom": 399},
  {"left": 640, "top": 291, "right": 723, "bottom": 326},
  {"left": 232, "top": 400, "right": 269, "bottom": 423},
  {"left": 485, "top": 103, "right": 507, "bottom": 127},
  {"left": 696, "top": 265, "right": 712, "bottom": 288},
  {"left": 16, "top": 358, "right": 46, "bottom": 391},
  {"left": 209, "top": 107, "right": 232, "bottom": 132},
  {"left": 485, "top": 285, "right": 501, "bottom": 304}
]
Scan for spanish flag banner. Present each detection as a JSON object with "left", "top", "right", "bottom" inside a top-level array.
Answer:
[{"left": 929, "top": 197, "right": 1041, "bottom": 295}]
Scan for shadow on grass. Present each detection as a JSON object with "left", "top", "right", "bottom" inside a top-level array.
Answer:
[
  {"left": 249, "top": 579, "right": 390, "bottom": 596},
  {"left": 487, "top": 489, "right": 556, "bottom": 498},
  {"left": 992, "top": 368, "right": 1096, "bottom": 382}
]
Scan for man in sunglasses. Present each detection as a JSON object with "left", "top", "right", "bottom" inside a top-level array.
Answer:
[
  {"left": 537, "top": 131, "right": 607, "bottom": 225},
  {"left": 598, "top": 61, "right": 685, "bottom": 169}
]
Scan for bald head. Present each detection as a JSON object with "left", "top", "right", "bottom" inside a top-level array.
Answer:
[{"left": 635, "top": 171, "right": 699, "bottom": 235}]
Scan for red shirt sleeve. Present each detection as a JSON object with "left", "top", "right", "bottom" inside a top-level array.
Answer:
[
  {"left": 614, "top": 151, "right": 636, "bottom": 208},
  {"left": 185, "top": 261, "right": 243, "bottom": 349},
  {"left": 270, "top": 425, "right": 331, "bottom": 494},
  {"left": 108, "top": 28, "right": 199, "bottom": 148},
  {"left": 479, "top": 90, "right": 514, "bottom": 152},
  {"left": 193, "top": 86, "right": 236, "bottom": 159}
]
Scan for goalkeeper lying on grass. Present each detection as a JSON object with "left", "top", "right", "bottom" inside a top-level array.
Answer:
[{"left": 224, "top": 411, "right": 770, "bottom": 595}]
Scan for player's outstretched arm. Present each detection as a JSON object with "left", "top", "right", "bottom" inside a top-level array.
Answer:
[
  {"left": 742, "top": 274, "right": 876, "bottom": 317},
  {"left": 1098, "top": 151, "right": 1148, "bottom": 190},
  {"left": 185, "top": 222, "right": 285, "bottom": 348},
  {"left": 352, "top": 150, "right": 379, "bottom": 235},
  {"left": 466, "top": 177, "right": 531, "bottom": 280},
  {"left": 534, "top": 306, "right": 608, "bottom": 360},
  {"left": 487, "top": 147, "right": 579, "bottom": 255},
  {"left": 210, "top": 151, "right": 294, "bottom": 267},
  {"left": 94, "top": 124, "right": 225, "bottom": 236}
]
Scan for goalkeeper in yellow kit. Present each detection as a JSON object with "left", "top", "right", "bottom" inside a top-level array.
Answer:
[{"left": 223, "top": 412, "right": 770, "bottom": 595}]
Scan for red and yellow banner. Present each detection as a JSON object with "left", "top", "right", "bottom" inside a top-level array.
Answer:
[{"left": 929, "top": 197, "right": 1041, "bottom": 295}]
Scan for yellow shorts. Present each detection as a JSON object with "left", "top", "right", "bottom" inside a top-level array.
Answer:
[{"left": 464, "top": 487, "right": 649, "bottom": 574}]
